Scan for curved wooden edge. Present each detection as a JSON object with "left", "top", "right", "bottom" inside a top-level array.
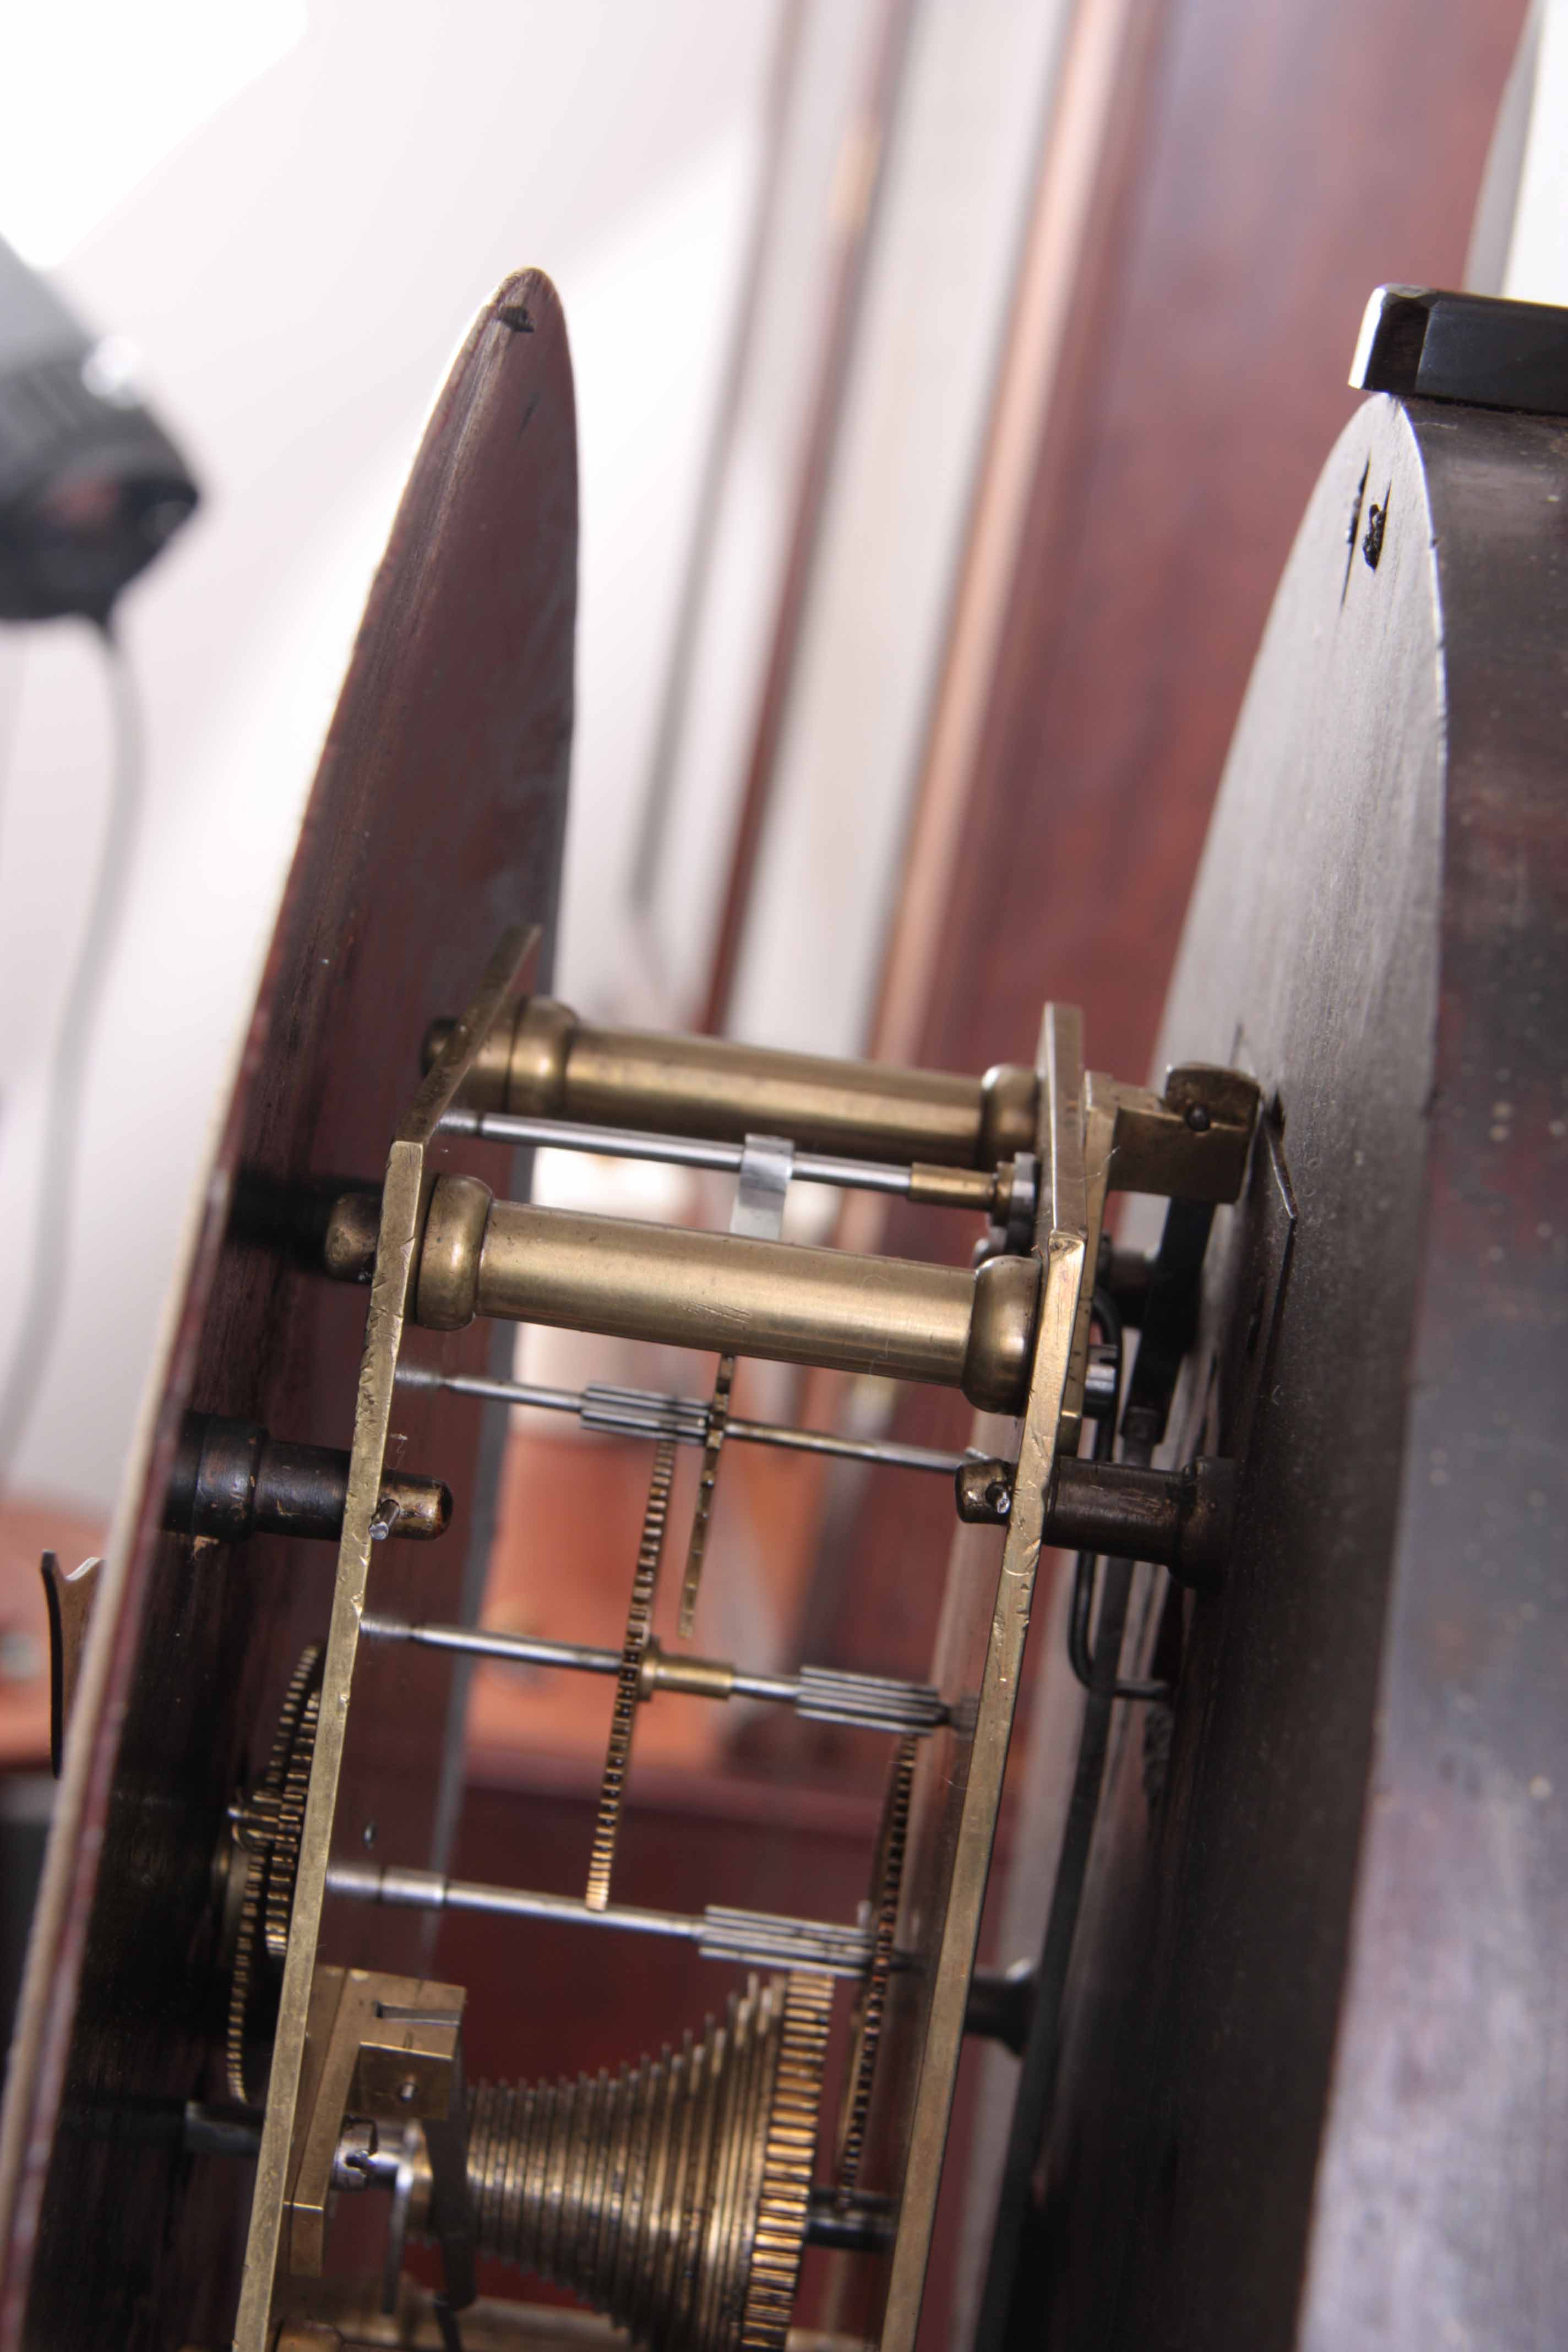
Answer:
[{"left": 0, "top": 268, "right": 577, "bottom": 2343}]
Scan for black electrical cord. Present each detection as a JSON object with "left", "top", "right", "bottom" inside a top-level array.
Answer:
[{"left": 0, "top": 619, "right": 143, "bottom": 1496}]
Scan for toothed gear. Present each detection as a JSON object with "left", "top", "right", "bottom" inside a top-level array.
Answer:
[
  {"left": 679, "top": 1350, "right": 734, "bottom": 1637},
  {"left": 466, "top": 1967, "right": 833, "bottom": 2352},
  {"left": 742, "top": 1968, "right": 833, "bottom": 2351},
  {"left": 224, "top": 1645, "right": 323, "bottom": 2103},
  {"left": 834, "top": 1733, "right": 916, "bottom": 2200},
  {"left": 263, "top": 1681, "right": 319, "bottom": 1965},
  {"left": 585, "top": 1439, "right": 675, "bottom": 1911}
]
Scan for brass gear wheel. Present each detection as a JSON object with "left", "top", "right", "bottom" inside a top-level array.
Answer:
[
  {"left": 466, "top": 1967, "right": 833, "bottom": 2352},
  {"left": 834, "top": 1733, "right": 916, "bottom": 2200},
  {"left": 225, "top": 1644, "right": 322, "bottom": 2103},
  {"left": 678, "top": 1349, "right": 734, "bottom": 1637},
  {"left": 586, "top": 1438, "right": 676, "bottom": 1911}
]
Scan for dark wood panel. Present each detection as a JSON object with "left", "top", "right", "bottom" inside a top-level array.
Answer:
[
  {"left": 0, "top": 271, "right": 577, "bottom": 2352},
  {"left": 809, "top": 4, "right": 1528, "bottom": 2340},
  {"left": 966, "top": 393, "right": 1568, "bottom": 2349},
  {"left": 819, "top": 0, "right": 1525, "bottom": 1684},
  {"left": 1294, "top": 401, "right": 1568, "bottom": 2352},
  {"left": 978, "top": 389, "right": 1455, "bottom": 2348},
  {"left": 924, "top": 0, "right": 1525, "bottom": 1095}
]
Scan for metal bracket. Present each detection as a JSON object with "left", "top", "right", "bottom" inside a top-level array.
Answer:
[
  {"left": 1351, "top": 282, "right": 1568, "bottom": 417},
  {"left": 1096, "top": 1063, "right": 1261, "bottom": 1206},
  {"left": 286, "top": 1964, "right": 473, "bottom": 2312}
]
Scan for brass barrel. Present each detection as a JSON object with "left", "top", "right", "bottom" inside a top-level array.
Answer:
[
  {"left": 424, "top": 997, "right": 1038, "bottom": 1169},
  {"left": 395, "top": 1175, "right": 1039, "bottom": 1415}
]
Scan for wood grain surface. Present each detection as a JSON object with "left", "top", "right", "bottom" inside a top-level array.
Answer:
[
  {"left": 801, "top": 0, "right": 1528, "bottom": 1828},
  {"left": 0, "top": 270, "right": 577, "bottom": 2352},
  {"left": 794, "top": 6, "right": 1531, "bottom": 2342},
  {"left": 970, "top": 395, "right": 1568, "bottom": 2350}
]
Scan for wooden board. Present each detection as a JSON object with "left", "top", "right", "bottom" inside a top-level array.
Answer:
[
  {"left": 963, "top": 393, "right": 1568, "bottom": 2349},
  {"left": 0, "top": 269, "right": 577, "bottom": 2352},
  {"left": 810, "top": 0, "right": 1525, "bottom": 1804}
]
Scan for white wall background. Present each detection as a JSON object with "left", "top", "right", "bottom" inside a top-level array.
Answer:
[
  {"left": 0, "top": 0, "right": 782, "bottom": 1513},
  {"left": 0, "top": 0, "right": 1075, "bottom": 1523},
  {"left": 722, "top": 0, "right": 1071, "bottom": 1058}
]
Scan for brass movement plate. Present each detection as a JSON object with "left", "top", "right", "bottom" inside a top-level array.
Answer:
[
  {"left": 860, "top": 1003, "right": 1092, "bottom": 2352},
  {"left": 235, "top": 925, "right": 540, "bottom": 2352}
]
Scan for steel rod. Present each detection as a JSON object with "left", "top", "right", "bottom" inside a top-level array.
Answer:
[
  {"left": 728, "top": 1415, "right": 967, "bottom": 1474},
  {"left": 404, "top": 1370, "right": 585, "bottom": 1417},
  {"left": 328, "top": 1860, "right": 697, "bottom": 1940},
  {"left": 728, "top": 1665, "right": 808, "bottom": 1706},
  {"left": 362, "top": 1618, "right": 622, "bottom": 1677},
  {"left": 360, "top": 1618, "right": 940, "bottom": 1728},
  {"left": 396, "top": 1364, "right": 974, "bottom": 1476},
  {"left": 439, "top": 1108, "right": 914, "bottom": 1197},
  {"left": 325, "top": 1861, "right": 872, "bottom": 1973},
  {"left": 806, "top": 2190, "right": 894, "bottom": 2253}
]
